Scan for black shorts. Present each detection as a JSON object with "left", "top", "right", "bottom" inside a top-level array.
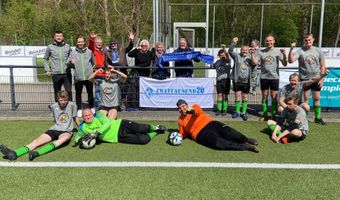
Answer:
[
  {"left": 301, "top": 79, "right": 321, "bottom": 91},
  {"left": 45, "top": 130, "right": 71, "bottom": 140},
  {"left": 233, "top": 82, "right": 250, "bottom": 94},
  {"left": 260, "top": 79, "right": 279, "bottom": 91},
  {"left": 99, "top": 106, "right": 119, "bottom": 111},
  {"left": 216, "top": 78, "right": 231, "bottom": 94}
]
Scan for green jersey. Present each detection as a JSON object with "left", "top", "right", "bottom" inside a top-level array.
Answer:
[{"left": 75, "top": 112, "right": 122, "bottom": 143}]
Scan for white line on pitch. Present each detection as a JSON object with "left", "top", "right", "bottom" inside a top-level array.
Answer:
[{"left": 1, "top": 162, "right": 340, "bottom": 169}]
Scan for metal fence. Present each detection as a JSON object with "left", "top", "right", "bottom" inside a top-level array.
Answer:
[{"left": 0, "top": 65, "right": 263, "bottom": 113}]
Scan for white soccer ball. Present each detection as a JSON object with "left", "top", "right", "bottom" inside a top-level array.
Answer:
[
  {"left": 168, "top": 132, "right": 183, "bottom": 146},
  {"left": 81, "top": 138, "right": 96, "bottom": 149}
]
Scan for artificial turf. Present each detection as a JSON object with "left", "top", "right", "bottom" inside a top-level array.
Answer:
[{"left": 0, "top": 120, "right": 339, "bottom": 199}]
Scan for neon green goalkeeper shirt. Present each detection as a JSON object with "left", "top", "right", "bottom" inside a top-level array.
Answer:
[{"left": 75, "top": 112, "right": 122, "bottom": 143}]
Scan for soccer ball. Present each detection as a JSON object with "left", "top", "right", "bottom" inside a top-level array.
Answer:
[
  {"left": 168, "top": 132, "right": 183, "bottom": 146},
  {"left": 80, "top": 135, "right": 97, "bottom": 149}
]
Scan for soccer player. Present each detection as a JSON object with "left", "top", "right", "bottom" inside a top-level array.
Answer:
[
  {"left": 43, "top": 31, "right": 72, "bottom": 102},
  {"left": 251, "top": 34, "right": 287, "bottom": 120},
  {"left": 278, "top": 72, "right": 328, "bottom": 113},
  {"left": 229, "top": 37, "right": 256, "bottom": 121},
  {"left": 211, "top": 48, "right": 231, "bottom": 116},
  {"left": 0, "top": 91, "right": 79, "bottom": 161},
  {"left": 176, "top": 99, "right": 259, "bottom": 153},
  {"left": 288, "top": 33, "right": 327, "bottom": 125},
  {"left": 250, "top": 39, "right": 261, "bottom": 95},
  {"left": 74, "top": 108, "right": 166, "bottom": 146},
  {"left": 267, "top": 96, "right": 308, "bottom": 144},
  {"left": 88, "top": 68, "right": 127, "bottom": 120}
]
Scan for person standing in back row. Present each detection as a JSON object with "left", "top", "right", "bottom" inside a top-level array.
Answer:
[
  {"left": 212, "top": 48, "right": 231, "bottom": 116},
  {"left": 44, "top": 31, "right": 72, "bottom": 102},
  {"left": 88, "top": 33, "right": 109, "bottom": 109},
  {"left": 67, "top": 35, "right": 96, "bottom": 117},
  {"left": 288, "top": 33, "right": 327, "bottom": 125},
  {"left": 229, "top": 37, "right": 257, "bottom": 121},
  {"left": 251, "top": 34, "right": 287, "bottom": 121},
  {"left": 173, "top": 38, "right": 200, "bottom": 77}
]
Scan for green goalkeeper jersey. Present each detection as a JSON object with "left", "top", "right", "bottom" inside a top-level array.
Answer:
[{"left": 75, "top": 112, "right": 122, "bottom": 143}]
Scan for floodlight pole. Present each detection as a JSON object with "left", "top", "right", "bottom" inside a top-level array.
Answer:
[
  {"left": 205, "top": 0, "right": 209, "bottom": 53},
  {"left": 260, "top": 3, "right": 264, "bottom": 47},
  {"left": 212, "top": 5, "right": 216, "bottom": 56},
  {"left": 153, "top": 0, "right": 159, "bottom": 44},
  {"left": 318, "top": 0, "right": 325, "bottom": 48},
  {"left": 309, "top": 4, "right": 314, "bottom": 33}
]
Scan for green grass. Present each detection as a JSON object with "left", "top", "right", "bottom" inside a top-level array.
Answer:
[
  {"left": 1, "top": 120, "right": 340, "bottom": 199},
  {"left": 36, "top": 58, "right": 51, "bottom": 82},
  {"left": 194, "top": 61, "right": 208, "bottom": 78}
]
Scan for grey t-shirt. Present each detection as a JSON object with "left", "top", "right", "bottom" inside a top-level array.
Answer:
[
  {"left": 293, "top": 46, "right": 324, "bottom": 79},
  {"left": 280, "top": 106, "right": 309, "bottom": 133},
  {"left": 278, "top": 82, "right": 305, "bottom": 103},
  {"left": 97, "top": 76, "right": 125, "bottom": 108},
  {"left": 258, "top": 48, "right": 283, "bottom": 80},
  {"left": 213, "top": 59, "right": 231, "bottom": 81},
  {"left": 49, "top": 101, "right": 77, "bottom": 133}
]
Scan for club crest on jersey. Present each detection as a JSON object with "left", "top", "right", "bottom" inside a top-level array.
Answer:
[
  {"left": 304, "top": 55, "right": 317, "bottom": 65},
  {"left": 104, "top": 87, "right": 113, "bottom": 94},
  {"left": 264, "top": 56, "right": 275, "bottom": 65},
  {"left": 58, "top": 113, "right": 69, "bottom": 124}
]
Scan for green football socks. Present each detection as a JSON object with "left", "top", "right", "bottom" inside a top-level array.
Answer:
[
  {"left": 314, "top": 105, "right": 321, "bottom": 119},
  {"left": 15, "top": 146, "right": 30, "bottom": 157},
  {"left": 217, "top": 100, "right": 222, "bottom": 112},
  {"left": 268, "top": 124, "right": 281, "bottom": 136},
  {"left": 262, "top": 99, "right": 268, "bottom": 116},
  {"left": 37, "top": 142, "right": 56, "bottom": 156},
  {"left": 271, "top": 102, "right": 278, "bottom": 118},
  {"left": 235, "top": 101, "right": 241, "bottom": 113},
  {"left": 222, "top": 100, "right": 228, "bottom": 112},
  {"left": 241, "top": 100, "right": 248, "bottom": 114}
]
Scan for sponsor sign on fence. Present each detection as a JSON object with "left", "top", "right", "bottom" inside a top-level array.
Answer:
[{"left": 139, "top": 77, "right": 214, "bottom": 108}]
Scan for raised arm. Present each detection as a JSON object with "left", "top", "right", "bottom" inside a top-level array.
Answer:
[
  {"left": 228, "top": 37, "right": 239, "bottom": 59},
  {"left": 88, "top": 68, "right": 103, "bottom": 82},
  {"left": 280, "top": 48, "right": 287, "bottom": 66},
  {"left": 288, "top": 42, "right": 297, "bottom": 63},
  {"left": 125, "top": 31, "right": 135, "bottom": 53}
]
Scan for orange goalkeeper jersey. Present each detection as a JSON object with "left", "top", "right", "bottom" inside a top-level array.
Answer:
[{"left": 177, "top": 104, "right": 213, "bottom": 141}]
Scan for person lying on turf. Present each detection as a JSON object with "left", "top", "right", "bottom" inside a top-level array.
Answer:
[
  {"left": 0, "top": 90, "right": 79, "bottom": 161},
  {"left": 176, "top": 99, "right": 259, "bottom": 153},
  {"left": 74, "top": 108, "right": 166, "bottom": 147}
]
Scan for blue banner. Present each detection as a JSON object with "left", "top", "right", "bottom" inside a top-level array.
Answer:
[
  {"left": 159, "top": 51, "right": 214, "bottom": 65},
  {"left": 308, "top": 68, "right": 340, "bottom": 108}
]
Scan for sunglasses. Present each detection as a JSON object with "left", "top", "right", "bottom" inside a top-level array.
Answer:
[
  {"left": 141, "top": 45, "right": 147, "bottom": 47},
  {"left": 110, "top": 42, "right": 117, "bottom": 45}
]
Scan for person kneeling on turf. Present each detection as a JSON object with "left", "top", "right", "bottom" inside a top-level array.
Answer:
[
  {"left": 176, "top": 99, "right": 259, "bottom": 153},
  {"left": 0, "top": 91, "right": 79, "bottom": 161},
  {"left": 267, "top": 95, "right": 308, "bottom": 144},
  {"left": 74, "top": 108, "right": 166, "bottom": 147}
]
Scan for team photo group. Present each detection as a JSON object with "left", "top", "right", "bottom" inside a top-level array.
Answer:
[{"left": 0, "top": 30, "right": 329, "bottom": 161}]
